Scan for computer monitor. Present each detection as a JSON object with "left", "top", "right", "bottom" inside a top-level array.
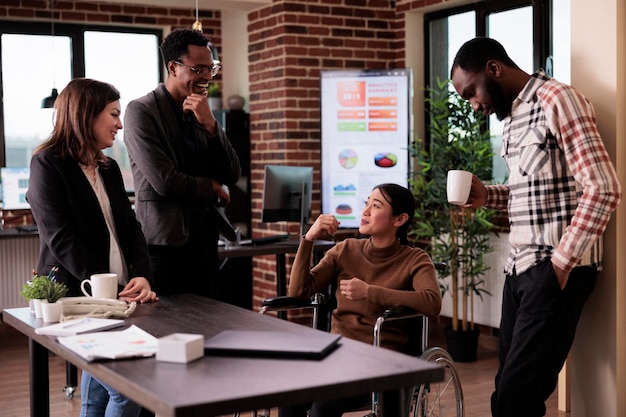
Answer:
[
  {"left": 1, "top": 167, "right": 31, "bottom": 210},
  {"left": 262, "top": 165, "right": 313, "bottom": 236}
]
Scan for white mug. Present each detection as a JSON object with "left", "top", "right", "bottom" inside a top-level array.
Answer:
[
  {"left": 447, "top": 170, "right": 473, "bottom": 206},
  {"left": 81, "top": 273, "right": 118, "bottom": 299}
]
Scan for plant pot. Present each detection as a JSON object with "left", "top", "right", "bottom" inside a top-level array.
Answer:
[
  {"left": 444, "top": 324, "right": 480, "bottom": 362},
  {"left": 32, "top": 299, "right": 44, "bottom": 319},
  {"left": 208, "top": 97, "right": 222, "bottom": 110},
  {"left": 41, "top": 300, "right": 63, "bottom": 323}
]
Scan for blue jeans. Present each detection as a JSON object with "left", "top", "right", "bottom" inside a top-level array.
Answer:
[{"left": 80, "top": 371, "right": 142, "bottom": 417}]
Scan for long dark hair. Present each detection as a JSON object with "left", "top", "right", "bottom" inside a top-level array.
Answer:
[
  {"left": 35, "top": 78, "right": 120, "bottom": 167},
  {"left": 373, "top": 183, "right": 415, "bottom": 245}
]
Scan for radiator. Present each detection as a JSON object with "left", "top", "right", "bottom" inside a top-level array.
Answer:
[{"left": 0, "top": 235, "right": 40, "bottom": 311}]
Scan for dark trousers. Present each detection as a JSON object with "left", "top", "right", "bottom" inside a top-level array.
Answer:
[
  {"left": 148, "top": 214, "right": 219, "bottom": 298},
  {"left": 278, "top": 390, "right": 401, "bottom": 417},
  {"left": 491, "top": 259, "right": 597, "bottom": 417}
]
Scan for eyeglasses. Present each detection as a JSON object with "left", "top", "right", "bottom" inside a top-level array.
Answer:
[{"left": 173, "top": 60, "right": 221, "bottom": 78}]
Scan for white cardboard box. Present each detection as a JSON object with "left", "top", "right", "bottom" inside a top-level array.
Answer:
[{"left": 156, "top": 333, "right": 204, "bottom": 363}]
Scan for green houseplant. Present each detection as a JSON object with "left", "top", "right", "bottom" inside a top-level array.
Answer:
[
  {"left": 208, "top": 82, "right": 221, "bottom": 98},
  {"left": 409, "top": 78, "right": 498, "bottom": 361},
  {"left": 207, "top": 83, "right": 222, "bottom": 110},
  {"left": 21, "top": 272, "right": 67, "bottom": 321},
  {"left": 42, "top": 278, "right": 68, "bottom": 304},
  {"left": 20, "top": 274, "right": 49, "bottom": 301}
]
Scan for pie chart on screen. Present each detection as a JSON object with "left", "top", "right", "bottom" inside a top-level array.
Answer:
[
  {"left": 338, "top": 149, "right": 358, "bottom": 169},
  {"left": 374, "top": 152, "right": 397, "bottom": 168}
]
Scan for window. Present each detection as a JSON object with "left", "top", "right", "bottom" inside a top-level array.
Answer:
[
  {"left": 0, "top": 22, "right": 162, "bottom": 192},
  {"left": 84, "top": 31, "right": 161, "bottom": 191},
  {"left": 1, "top": 33, "right": 72, "bottom": 168},
  {"left": 424, "top": 0, "right": 556, "bottom": 184}
]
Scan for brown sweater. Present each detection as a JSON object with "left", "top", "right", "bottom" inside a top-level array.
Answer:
[{"left": 288, "top": 237, "right": 442, "bottom": 352}]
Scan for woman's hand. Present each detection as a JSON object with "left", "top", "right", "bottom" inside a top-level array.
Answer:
[
  {"left": 118, "top": 277, "right": 159, "bottom": 303},
  {"left": 304, "top": 214, "right": 340, "bottom": 241},
  {"left": 339, "top": 277, "right": 368, "bottom": 301}
]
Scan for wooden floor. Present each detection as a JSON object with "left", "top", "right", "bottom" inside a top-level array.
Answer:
[{"left": 0, "top": 318, "right": 569, "bottom": 417}]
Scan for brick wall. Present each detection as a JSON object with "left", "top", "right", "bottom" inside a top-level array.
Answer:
[
  {"left": 0, "top": 0, "right": 222, "bottom": 57},
  {"left": 246, "top": 0, "right": 421, "bottom": 307}
]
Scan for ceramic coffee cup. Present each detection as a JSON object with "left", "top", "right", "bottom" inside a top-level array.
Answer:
[
  {"left": 447, "top": 170, "right": 473, "bottom": 205},
  {"left": 80, "top": 273, "right": 118, "bottom": 299}
]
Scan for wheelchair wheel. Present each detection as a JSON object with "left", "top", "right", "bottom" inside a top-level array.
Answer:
[{"left": 410, "top": 347, "right": 464, "bottom": 417}]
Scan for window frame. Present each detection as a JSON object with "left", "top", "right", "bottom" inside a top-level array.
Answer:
[
  {"left": 421, "top": 0, "right": 553, "bottom": 233},
  {"left": 424, "top": 0, "right": 552, "bottom": 84},
  {"left": 0, "top": 21, "right": 164, "bottom": 167}
]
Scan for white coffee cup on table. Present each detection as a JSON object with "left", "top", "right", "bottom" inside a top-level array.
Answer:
[
  {"left": 447, "top": 170, "right": 473, "bottom": 206},
  {"left": 81, "top": 273, "right": 118, "bottom": 299}
]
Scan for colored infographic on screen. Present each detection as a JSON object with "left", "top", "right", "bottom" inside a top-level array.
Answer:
[{"left": 320, "top": 69, "right": 412, "bottom": 228}]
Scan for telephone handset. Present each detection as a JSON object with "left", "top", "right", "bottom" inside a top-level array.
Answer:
[{"left": 60, "top": 296, "right": 137, "bottom": 320}]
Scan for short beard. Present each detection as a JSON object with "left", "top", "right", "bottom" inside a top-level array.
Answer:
[{"left": 486, "top": 76, "right": 512, "bottom": 121}]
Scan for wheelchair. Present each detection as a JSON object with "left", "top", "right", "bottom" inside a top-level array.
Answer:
[{"left": 238, "top": 262, "right": 464, "bottom": 417}]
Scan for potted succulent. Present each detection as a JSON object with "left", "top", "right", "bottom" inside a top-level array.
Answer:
[
  {"left": 20, "top": 274, "right": 49, "bottom": 319},
  {"left": 39, "top": 278, "right": 68, "bottom": 322},
  {"left": 207, "top": 83, "right": 222, "bottom": 110},
  {"left": 409, "top": 78, "right": 498, "bottom": 362}
]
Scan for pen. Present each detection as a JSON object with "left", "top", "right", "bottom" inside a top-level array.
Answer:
[
  {"left": 47, "top": 266, "right": 59, "bottom": 281},
  {"left": 62, "top": 318, "right": 91, "bottom": 329}
]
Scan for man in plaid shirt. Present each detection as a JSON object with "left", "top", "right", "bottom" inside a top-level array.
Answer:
[{"left": 450, "top": 37, "right": 621, "bottom": 417}]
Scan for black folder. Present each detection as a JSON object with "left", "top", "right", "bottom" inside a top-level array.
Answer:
[{"left": 203, "top": 330, "right": 341, "bottom": 359}]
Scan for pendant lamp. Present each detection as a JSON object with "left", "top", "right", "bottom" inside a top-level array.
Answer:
[
  {"left": 192, "top": 0, "right": 202, "bottom": 32},
  {"left": 41, "top": 0, "right": 57, "bottom": 108},
  {"left": 41, "top": 88, "right": 58, "bottom": 109}
]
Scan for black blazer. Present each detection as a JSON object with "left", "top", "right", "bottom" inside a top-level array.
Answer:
[
  {"left": 26, "top": 149, "right": 153, "bottom": 297},
  {"left": 123, "top": 84, "right": 241, "bottom": 246}
]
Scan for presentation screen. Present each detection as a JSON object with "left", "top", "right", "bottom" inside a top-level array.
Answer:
[{"left": 320, "top": 69, "right": 412, "bottom": 228}]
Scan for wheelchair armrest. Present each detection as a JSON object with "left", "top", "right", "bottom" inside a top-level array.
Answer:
[
  {"left": 382, "top": 306, "right": 423, "bottom": 320},
  {"left": 261, "top": 296, "right": 313, "bottom": 309},
  {"left": 261, "top": 294, "right": 326, "bottom": 311},
  {"left": 434, "top": 261, "right": 447, "bottom": 272}
]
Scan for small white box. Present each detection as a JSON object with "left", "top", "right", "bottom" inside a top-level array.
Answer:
[{"left": 156, "top": 333, "right": 204, "bottom": 363}]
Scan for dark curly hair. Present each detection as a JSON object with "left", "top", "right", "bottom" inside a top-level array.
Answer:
[
  {"left": 450, "top": 37, "right": 519, "bottom": 78},
  {"left": 160, "top": 28, "right": 213, "bottom": 65}
]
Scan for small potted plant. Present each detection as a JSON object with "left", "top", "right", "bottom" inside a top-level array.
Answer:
[
  {"left": 208, "top": 83, "right": 222, "bottom": 110},
  {"left": 20, "top": 274, "right": 49, "bottom": 319},
  {"left": 40, "top": 278, "right": 68, "bottom": 322}
]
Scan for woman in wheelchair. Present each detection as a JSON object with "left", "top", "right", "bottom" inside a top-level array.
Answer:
[{"left": 279, "top": 183, "right": 442, "bottom": 417}]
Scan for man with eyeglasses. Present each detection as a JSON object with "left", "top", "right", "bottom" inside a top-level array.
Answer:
[{"left": 124, "top": 28, "right": 240, "bottom": 300}]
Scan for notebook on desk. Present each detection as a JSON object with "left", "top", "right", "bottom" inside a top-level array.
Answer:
[{"left": 203, "top": 330, "right": 341, "bottom": 359}]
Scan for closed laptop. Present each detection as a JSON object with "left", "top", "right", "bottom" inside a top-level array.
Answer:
[{"left": 203, "top": 330, "right": 341, "bottom": 359}]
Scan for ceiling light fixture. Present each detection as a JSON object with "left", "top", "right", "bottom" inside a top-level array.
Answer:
[
  {"left": 41, "top": 0, "right": 57, "bottom": 109},
  {"left": 192, "top": 0, "right": 202, "bottom": 32}
]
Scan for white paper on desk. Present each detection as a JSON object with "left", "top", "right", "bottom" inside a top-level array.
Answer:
[
  {"left": 35, "top": 318, "right": 124, "bottom": 337},
  {"left": 57, "top": 325, "right": 158, "bottom": 362}
]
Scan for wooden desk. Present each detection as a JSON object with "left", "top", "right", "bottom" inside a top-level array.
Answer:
[{"left": 3, "top": 294, "right": 443, "bottom": 417}]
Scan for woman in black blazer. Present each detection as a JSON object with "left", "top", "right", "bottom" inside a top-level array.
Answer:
[{"left": 27, "top": 78, "right": 157, "bottom": 417}]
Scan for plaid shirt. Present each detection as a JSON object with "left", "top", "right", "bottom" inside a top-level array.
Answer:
[{"left": 485, "top": 71, "right": 621, "bottom": 275}]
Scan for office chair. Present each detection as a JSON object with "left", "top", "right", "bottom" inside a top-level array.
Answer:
[{"left": 239, "top": 262, "right": 464, "bottom": 417}]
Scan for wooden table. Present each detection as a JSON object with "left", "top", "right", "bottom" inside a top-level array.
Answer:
[{"left": 3, "top": 294, "right": 443, "bottom": 417}]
